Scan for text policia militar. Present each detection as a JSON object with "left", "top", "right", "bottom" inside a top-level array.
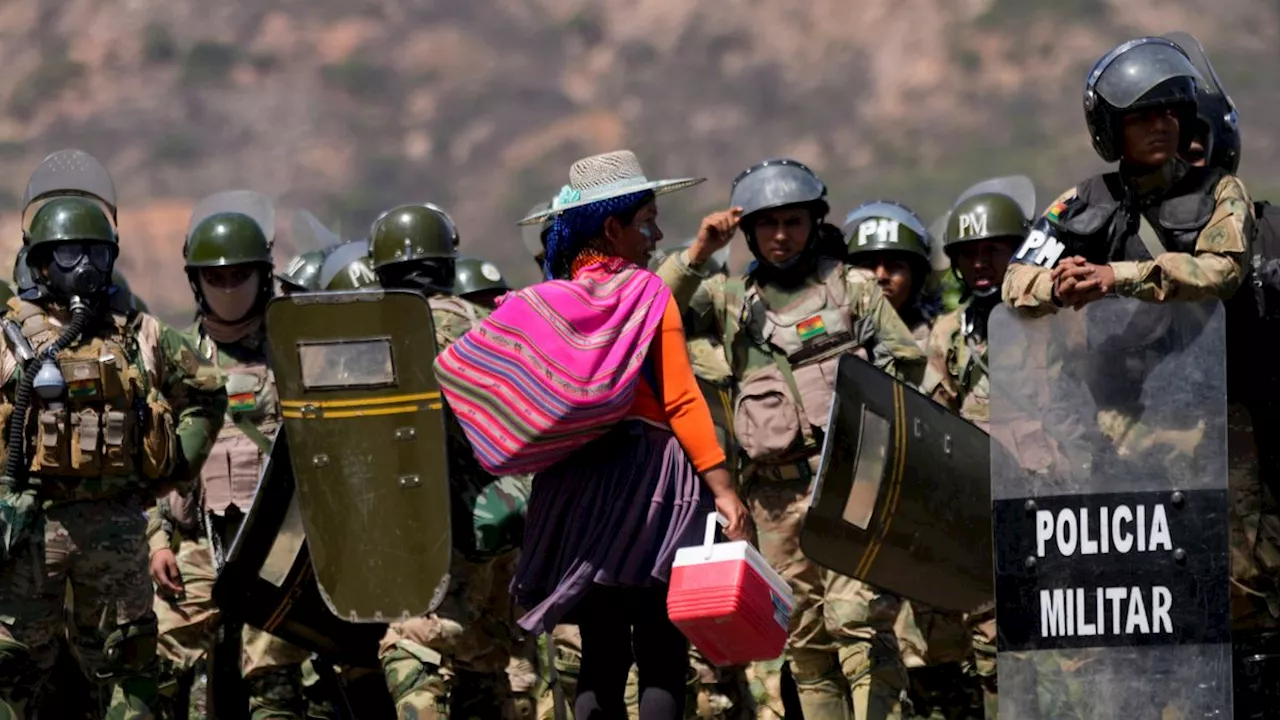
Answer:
[{"left": 1034, "top": 503, "right": 1173, "bottom": 638}]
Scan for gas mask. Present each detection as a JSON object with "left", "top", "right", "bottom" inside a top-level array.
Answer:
[
  {"left": 40, "top": 242, "right": 115, "bottom": 299},
  {"left": 199, "top": 269, "right": 262, "bottom": 322}
]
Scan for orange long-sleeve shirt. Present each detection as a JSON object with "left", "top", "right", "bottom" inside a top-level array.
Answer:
[{"left": 627, "top": 295, "right": 726, "bottom": 473}]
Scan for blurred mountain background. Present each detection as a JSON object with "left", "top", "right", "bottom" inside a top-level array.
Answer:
[{"left": 0, "top": 0, "right": 1277, "bottom": 325}]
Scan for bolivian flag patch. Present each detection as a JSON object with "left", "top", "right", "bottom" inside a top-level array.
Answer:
[
  {"left": 1046, "top": 201, "right": 1070, "bottom": 222},
  {"left": 797, "top": 315, "right": 828, "bottom": 341},
  {"left": 229, "top": 392, "right": 257, "bottom": 413}
]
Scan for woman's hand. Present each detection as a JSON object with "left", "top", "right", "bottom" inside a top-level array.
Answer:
[{"left": 714, "top": 491, "right": 750, "bottom": 542}]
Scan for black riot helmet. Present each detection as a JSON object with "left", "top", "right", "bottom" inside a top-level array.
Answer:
[
  {"left": 1163, "top": 32, "right": 1240, "bottom": 173},
  {"left": 1084, "top": 37, "right": 1203, "bottom": 163},
  {"left": 729, "top": 159, "right": 829, "bottom": 272}
]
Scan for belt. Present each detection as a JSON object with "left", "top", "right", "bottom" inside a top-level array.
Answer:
[{"left": 750, "top": 453, "right": 821, "bottom": 482}]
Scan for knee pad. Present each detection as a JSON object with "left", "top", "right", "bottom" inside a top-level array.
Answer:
[
  {"left": 382, "top": 641, "right": 450, "bottom": 707},
  {"left": 788, "top": 648, "right": 841, "bottom": 688},
  {"left": 101, "top": 614, "right": 159, "bottom": 678}
]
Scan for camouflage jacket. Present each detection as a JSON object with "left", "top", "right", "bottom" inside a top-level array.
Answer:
[
  {"left": 922, "top": 304, "right": 989, "bottom": 431},
  {"left": 1004, "top": 170, "right": 1253, "bottom": 316},
  {"left": 0, "top": 300, "right": 226, "bottom": 505}
]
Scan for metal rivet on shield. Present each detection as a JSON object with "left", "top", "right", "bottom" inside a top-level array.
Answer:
[
  {"left": 398, "top": 474, "right": 421, "bottom": 489},
  {"left": 312, "top": 454, "right": 329, "bottom": 467},
  {"left": 1171, "top": 491, "right": 1186, "bottom": 508},
  {"left": 1024, "top": 556, "right": 1036, "bottom": 569},
  {"left": 943, "top": 435, "right": 953, "bottom": 455},
  {"left": 1173, "top": 548, "right": 1187, "bottom": 564},
  {"left": 1024, "top": 499, "right": 1037, "bottom": 513},
  {"left": 395, "top": 427, "right": 416, "bottom": 441}
]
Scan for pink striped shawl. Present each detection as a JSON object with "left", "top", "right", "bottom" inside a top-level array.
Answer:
[{"left": 434, "top": 262, "right": 672, "bottom": 476}]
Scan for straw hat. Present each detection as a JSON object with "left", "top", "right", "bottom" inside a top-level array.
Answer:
[{"left": 517, "top": 150, "right": 705, "bottom": 226}]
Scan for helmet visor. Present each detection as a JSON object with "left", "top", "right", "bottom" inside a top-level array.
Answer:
[{"left": 1094, "top": 41, "right": 1202, "bottom": 110}]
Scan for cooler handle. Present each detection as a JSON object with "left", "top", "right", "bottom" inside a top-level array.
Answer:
[{"left": 703, "top": 512, "right": 729, "bottom": 559}]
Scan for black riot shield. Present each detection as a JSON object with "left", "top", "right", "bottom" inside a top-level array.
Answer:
[
  {"left": 801, "top": 354, "right": 994, "bottom": 614},
  {"left": 989, "top": 298, "right": 1231, "bottom": 717},
  {"left": 214, "top": 426, "right": 387, "bottom": 668},
  {"left": 266, "top": 289, "right": 452, "bottom": 623}
]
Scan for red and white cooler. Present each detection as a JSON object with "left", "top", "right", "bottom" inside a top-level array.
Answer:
[{"left": 667, "top": 512, "right": 795, "bottom": 667}]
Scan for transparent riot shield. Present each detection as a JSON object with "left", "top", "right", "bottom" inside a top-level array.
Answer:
[
  {"left": 187, "top": 190, "right": 276, "bottom": 245},
  {"left": 22, "top": 149, "right": 117, "bottom": 220},
  {"left": 989, "top": 297, "right": 1231, "bottom": 718},
  {"left": 266, "top": 288, "right": 452, "bottom": 622}
]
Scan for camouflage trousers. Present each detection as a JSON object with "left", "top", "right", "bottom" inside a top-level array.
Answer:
[
  {"left": 901, "top": 606, "right": 984, "bottom": 720},
  {"left": 379, "top": 549, "right": 521, "bottom": 719},
  {"left": 535, "top": 624, "right": 756, "bottom": 720},
  {"left": 748, "top": 478, "right": 912, "bottom": 720},
  {"left": 1228, "top": 402, "right": 1280, "bottom": 631},
  {"left": 153, "top": 535, "right": 312, "bottom": 719},
  {"left": 0, "top": 495, "right": 159, "bottom": 719}
]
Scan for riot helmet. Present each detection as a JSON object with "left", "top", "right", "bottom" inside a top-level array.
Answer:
[
  {"left": 843, "top": 201, "right": 934, "bottom": 314},
  {"left": 184, "top": 196, "right": 275, "bottom": 324},
  {"left": 280, "top": 210, "right": 341, "bottom": 293},
  {"left": 369, "top": 203, "right": 458, "bottom": 294},
  {"left": 1084, "top": 37, "right": 1203, "bottom": 163},
  {"left": 454, "top": 256, "right": 510, "bottom": 310},
  {"left": 944, "top": 176, "right": 1036, "bottom": 299},
  {"left": 320, "top": 239, "right": 379, "bottom": 291},
  {"left": 730, "top": 159, "right": 830, "bottom": 275},
  {"left": 25, "top": 196, "right": 119, "bottom": 299},
  {"left": 1163, "top": 32, "right": 1240, "bottom": 173}
]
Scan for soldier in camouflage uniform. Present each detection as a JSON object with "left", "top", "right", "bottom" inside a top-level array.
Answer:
[
  {"left": 370, "top": 204, "right": 521, "bottom": 719},
  {"left": 149, "top": 205, "right": 314, "bottom": 719},
  {"left": 0, "top": 157, "right": 227, "bottom": 718},
  {"left": 922, "top": 186, "right": 1032, "bottom": 719},
  {"left": 657, "top": 159, "right": 926, "bottom": 720},
  {"left": 843, "top": 202, "right": 941, "bottom": 350}
]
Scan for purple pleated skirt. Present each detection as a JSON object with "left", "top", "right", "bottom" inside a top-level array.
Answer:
[{"left": 511, "top": 419, "right": 713, "bottom": 633}]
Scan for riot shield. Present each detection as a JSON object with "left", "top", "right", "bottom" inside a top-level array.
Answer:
[
  {"left": 187, "top": 190, "right": 276, "bottom": 246},
  {"left": 265, "top": 288, "right": 452, "bottom": 622},
  {"left": 1163, "top": 32, "right": 1231, "bottom": 104},
  {"left": 292, "top": 210, "right": 342, "bottom": 253},
  {"left": 317, "top": 239, "right": 373, "bottom": 290},
  {"left": 22, "top": 149, "right": 117, "bottom": 221},
  {"left": 953, "top": 175, "right": 1037, "bottom": 220},
  {"left": 989, "top": 298, "right": 1231, "bottom": 717},
  {"left": 801, "top": 354, "right": 994, "bottom": 613},
  {"left": 214, "top": 426, "right": 387, "bottom": 668}
]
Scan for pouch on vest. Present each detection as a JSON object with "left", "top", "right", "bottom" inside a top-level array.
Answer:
[
  {"left": 141, "top": 397, "right": 176, "bottom": 481},
  {"left": 734, "top": 363, "right": 807, "bottom": 463}
]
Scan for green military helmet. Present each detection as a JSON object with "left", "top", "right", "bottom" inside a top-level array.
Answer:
[
  {"left": 326, "top": 256, "right": 380, "bottom": 291},
  {"left": 843, "top": 201, "right": 932, "bottom": 263},
  {"left": 183, "top": 212, "right": 273, "bottom": 269},
  {"left": 25, "top": 196, "right": 118, "bottom": 250},
  {"left": 943, "top": 192, "right": 1031, "bottom": 254},
  {"left": 454, "top": 256, "right": 510, "bottom": 298},
  {"left": 278, "top": 249, "right": 328, "bottom": 292},
  {"left": 369, "top": 203, "right": 459, "bottom": 271}
]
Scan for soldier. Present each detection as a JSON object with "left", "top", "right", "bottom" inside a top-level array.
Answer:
[
  {"left": 659, "top": 158, "right": 926, "bottom": 720},
  {"left": 0, "top": 150, "right": 227, "bottom": 718},
  {"left": 921, "top": 178, "right": 1036, "bottom": 718},
  {"left": 843, "top": 201, "right": 942, "bottom": 350},
  {"left": 111, "top": 270, "right": 150, "bottom": 315},
  {"left": 149, "top": 194, "right": 315, "bottom": 719},
  {"left": 998, "top": 36, "right": 1248, "bottom": 715},
  {"left": 368, "top": 203, "right": 520, "bottom": 718}
]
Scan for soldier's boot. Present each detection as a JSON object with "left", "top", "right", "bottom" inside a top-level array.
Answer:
[
  {"left": 245, "top": 663, "right": 306, "bottom": 720},
  {"left": 96, "top": 616, "right": 162, "bottom": 720},
  {"left": 505, "top": 653, "right": 538, "bottom": 720},
  {"left": 155, "top": 657, "right": 200, "bottom": 720},
  {"left": 838, "top": 635, "right": 909, "bottom": 720},
  {"left": 382, "top": 642, "right": 451, "bottom": 720}
]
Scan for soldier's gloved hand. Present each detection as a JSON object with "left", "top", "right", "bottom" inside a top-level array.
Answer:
[
  {"left": 0, "top": 482, "right": 38, "bottom": 563},
  {"left": 150, "top": 548, "right": 184, "bottom": 598}
]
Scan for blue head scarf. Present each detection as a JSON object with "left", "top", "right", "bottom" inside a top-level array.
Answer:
[{"left": 543, "top": 189, "right": 651, "bottom": 280}]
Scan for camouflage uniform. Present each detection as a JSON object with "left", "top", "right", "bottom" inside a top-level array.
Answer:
[
  {"left": 148, "top": 328, "right": 312, "bottom": 720},
  {"left": 660, "top": 249, "right": 925, "bottom": 720},
  {"left": 0, "top": 295, "right": 227, "bottom": 719}
]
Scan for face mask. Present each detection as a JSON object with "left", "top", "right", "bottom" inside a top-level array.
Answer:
[
  {"left": 44, "top": 242, "right": 114, "bottom": 298},
  {"left": 200, "top": 270, "right": 261, "bottom": 322}
]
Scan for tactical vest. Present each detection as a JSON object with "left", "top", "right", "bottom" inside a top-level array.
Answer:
[
  {"left": 192, "top": 330, "right": 280, "bottom": 515},
  {"left": 2, "top": 299, "right": 176, "bottom": 487},
  {"left": 729, "top": 258, "right": 873, "bottom": 465},
  {"left": 1018, "top": 167, "right": 1223, "bottom": 269},
  {"left": 948, "top": 306, "right": 990, "bottom": 431}
]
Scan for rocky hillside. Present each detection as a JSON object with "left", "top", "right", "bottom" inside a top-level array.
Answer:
[{"left": 0, "top": 0, "right": 1277, "bottom": 324}]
